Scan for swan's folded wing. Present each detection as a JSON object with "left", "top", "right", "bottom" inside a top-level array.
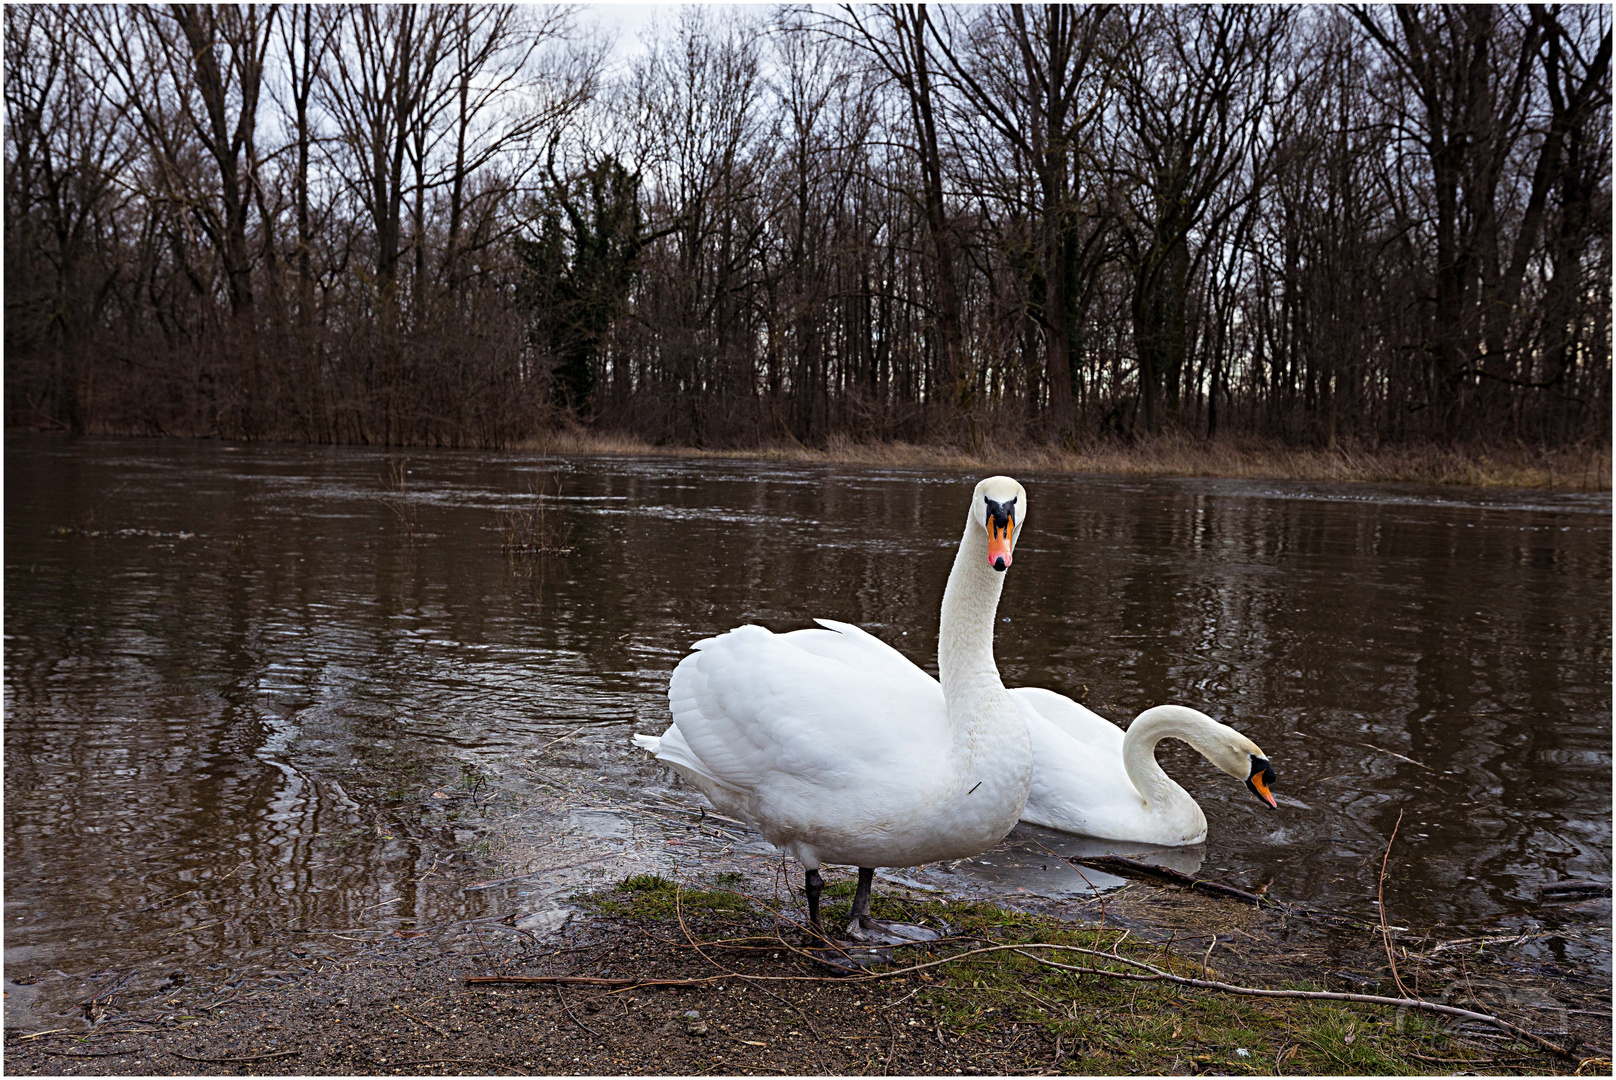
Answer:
[
  {"left": 1009, "top": 686, "right": 1123, "bottom": 751},
  {"left": 668, "top": 623, "right": 945, "bottom": 795},
  {"left": 777, "top": 619, "right": 940, "bottom": 698},
  {"left": 1017, "top": 701, "right": 1141, "bottom": 835}
]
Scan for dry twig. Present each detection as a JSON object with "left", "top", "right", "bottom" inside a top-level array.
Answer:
[
  {"left": 1377, "top": 809, "right": 1415, "bottom": 1000},
  {"left": 398, "top": 1058, "right": 529, "bottom": 1074},
  {"left": 555, "top": 985, "right": 602, "bottom": 1039},
  {"left": 170, "top": 1049, "right": 299, "bottom": 1063}
]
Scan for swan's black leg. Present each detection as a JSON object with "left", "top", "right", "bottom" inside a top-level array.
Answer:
[
  {"left": 805, "top": 868, "right": 824, "bottom": 932},
  {"left": 851, "top": 867, "right": 875, "bottom": 925},
  {"left": 845, "top": 867, "right": 941, "bottom": 946}
]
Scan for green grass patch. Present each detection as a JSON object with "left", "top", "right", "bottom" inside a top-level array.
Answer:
[
  {"left": 858, "top": 896, "right": 1528, "bottom": 1075},
  {"left": 587, "top": 873, "right": 755, "bottom": 920},
  {"left": 570, "top": 880, "right": 1559, "bottom": 1075}
]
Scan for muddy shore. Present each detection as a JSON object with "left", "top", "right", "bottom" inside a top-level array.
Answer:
[{"left": 7, "top": 845, "right": 1609, "bottom": 1077}]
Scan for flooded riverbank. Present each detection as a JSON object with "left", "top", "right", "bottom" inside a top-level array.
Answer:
[{"left": 5, "top": 434, "right": 1610, "bottom": 1032}]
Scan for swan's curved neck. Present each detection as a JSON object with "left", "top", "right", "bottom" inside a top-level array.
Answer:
[
  {"left": 1122, "top": 706, "right": 1226, "bottom": 810},
  {"left": 937, "top": 513, "right": 1006, "bottom": 716}
]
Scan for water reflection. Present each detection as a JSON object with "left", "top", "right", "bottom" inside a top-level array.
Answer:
[{"left": 5, "top": 435, "right": 1610, "bottom": 1019}]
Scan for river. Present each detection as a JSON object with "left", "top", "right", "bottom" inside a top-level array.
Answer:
[{"left": 5, "top": 434, "right": 1609, "bottom": 1024}]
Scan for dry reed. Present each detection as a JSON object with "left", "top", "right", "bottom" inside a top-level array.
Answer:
[
  {"left": 517, "top": 428, "right": 1611, "bottom": 491},
  {"left": 499, "top": 478, "right": 574, "bottom": 556}
]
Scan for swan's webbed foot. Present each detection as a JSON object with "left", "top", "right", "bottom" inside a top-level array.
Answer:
[
  {"left": 843, "top": 866, "right": 944, "bottom": 946},
  {"left": 845, "top": 914, "right": 942, "bottom": 945}
]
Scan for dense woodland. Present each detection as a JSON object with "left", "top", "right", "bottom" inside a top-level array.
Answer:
[{"left": 5, "top": 4, "right": 1611, "bottom": 449}]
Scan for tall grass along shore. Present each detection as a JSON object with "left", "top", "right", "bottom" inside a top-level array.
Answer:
[{"left": 518, "top": 430, "right": 1611, "bottom": 492}]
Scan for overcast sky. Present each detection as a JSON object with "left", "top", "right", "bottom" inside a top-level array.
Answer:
[
  {"left": 578, "top": 2, "right": 799, "bottom": 66},
  {"left": 579, "top": 2, "right": 662, "bottom": 57}
]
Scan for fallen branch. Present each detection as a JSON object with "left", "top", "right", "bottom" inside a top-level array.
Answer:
[
  {"left": 39, "top": 1050, "right": 138, "bottom": 1058},
  {"left": 1538, "top": 880, "right": 1611, "bottom": 900},
  {"left": 1068, "top": 855, "right": 1366, "bottom": 927},
  {"left": 467, "top": 974, "right": 721, "bottom": 988},
  {"left": 1067, "top": 855, "right": 1279, "bottom": 907}
]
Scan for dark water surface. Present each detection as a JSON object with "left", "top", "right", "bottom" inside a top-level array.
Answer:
[{"left": 6, "top": 435, "right": 1610, "bottom": 1016}]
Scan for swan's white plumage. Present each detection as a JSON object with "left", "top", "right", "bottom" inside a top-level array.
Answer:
[
  {"left": 669, "top": 620, "right": 944, "bottom": 796},
  {"left": 636, "top": 477, "right": 1033, "bottom": 874}
]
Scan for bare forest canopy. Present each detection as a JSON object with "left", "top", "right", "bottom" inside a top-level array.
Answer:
[{"left": 5, "top": 4, "right": 1611, "bottom": 449}]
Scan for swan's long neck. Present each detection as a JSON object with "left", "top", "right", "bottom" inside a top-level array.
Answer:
[
  {"left": 1121, "top": 706, "right": 1226, "bottom": 812},
  {"left": 937, "top": 513, "right": 1007, "bottom": 724}
]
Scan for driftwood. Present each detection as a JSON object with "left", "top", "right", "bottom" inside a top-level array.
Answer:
[
  {"left": 1537, "top": 879, "right": 1611, "bottom": 901},
  {"left": 1067, "top": 855, "right": 1314, "bottom": 911}
]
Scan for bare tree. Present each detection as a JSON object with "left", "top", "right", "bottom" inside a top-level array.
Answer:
[
  {"left": 832, "top": 5, "right": 971, "bottom": 418},
  {"left": 1112, "top": 6, "right": 1291, "bottom": 433},
  {"left": 4, "top": 5, "right": 137, "bottom": 431},
  {"left": 928, "top": 4, "right": 1114, "bottom": 431}
]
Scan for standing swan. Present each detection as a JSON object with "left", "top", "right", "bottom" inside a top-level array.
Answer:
[
  {"left": 1013, "top": 688, "right": 1278, "bottom": 847},
  {"left": 633, "top": 477, "right": 1034, "bottom": 943}
]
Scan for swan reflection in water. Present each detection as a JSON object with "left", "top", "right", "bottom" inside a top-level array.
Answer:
[{"left": 899, "top": 824, "right": 1209, "bottom": 900}]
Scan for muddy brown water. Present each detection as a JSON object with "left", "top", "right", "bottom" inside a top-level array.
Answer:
[{"left": 5, "top": 435, "right": 1610, "bottom": 1025}]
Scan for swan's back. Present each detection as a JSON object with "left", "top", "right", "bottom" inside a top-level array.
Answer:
[
  {"left": 1010, "top": 687, "right": 1123, "bottom": 750},
  {"left": 1012, "top": 689, "right": 1210, "bottom": 845}
]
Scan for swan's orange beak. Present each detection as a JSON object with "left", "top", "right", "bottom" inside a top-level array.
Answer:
[
  {"left": 987, "top": 517, "right": 1013, "bottom": 571},
  {"left": 1246, "top": 759, "right": 1278, "bottom": 808}
]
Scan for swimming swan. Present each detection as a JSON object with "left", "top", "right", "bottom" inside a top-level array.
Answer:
[
  {"left": 1013, "top": 689, "right": 1277, "bottom": 847},
  {"left": 633, "top": 476, "right": 1034, "bottom": 943}
]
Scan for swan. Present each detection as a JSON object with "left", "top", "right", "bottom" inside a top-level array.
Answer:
[
  {"left": 1012, "top": 689, "right": 1277, "bottom": 846},
  {"left": 633, "top": 476, "right": 1034, "bottom": 943}
]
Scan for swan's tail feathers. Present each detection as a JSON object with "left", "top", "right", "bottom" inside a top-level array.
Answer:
[{"left": 634, "top": 722, "right": 743, "bottom": 795}]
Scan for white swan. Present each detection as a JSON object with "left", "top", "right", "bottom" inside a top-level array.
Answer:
[
  {"left": 1013, "top": 689, "right": 1277, "bottom": 847},
  {"left": 633, "top": 476, "right": 1034, "bottom": 942}
]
